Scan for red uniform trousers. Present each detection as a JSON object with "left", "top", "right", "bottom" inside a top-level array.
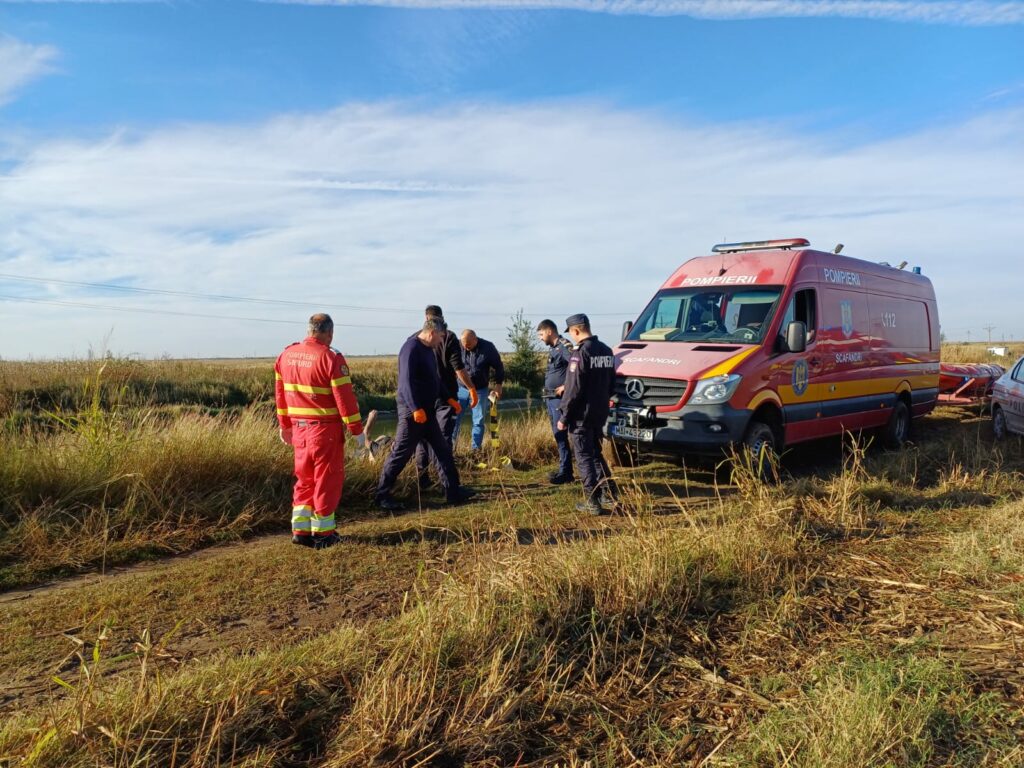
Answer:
[{"left": 291, "top": 420, "right": 346, "bottom": 538}]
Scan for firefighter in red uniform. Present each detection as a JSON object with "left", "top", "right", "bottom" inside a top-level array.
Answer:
[{"left": 274, "top": 313, "right": 366, "bottom": 549}]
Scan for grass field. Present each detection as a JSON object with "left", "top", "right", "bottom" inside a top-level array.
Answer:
[{"left": 2, "top": 349, "right": 1023, "bottom": 766}]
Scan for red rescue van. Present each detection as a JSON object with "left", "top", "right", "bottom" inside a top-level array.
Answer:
[{"left": 610, "top": 238, "right": 940, "bottom": 460}]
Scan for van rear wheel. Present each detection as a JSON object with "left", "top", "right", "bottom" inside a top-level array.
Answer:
[{"left": 882, "top": 399, "right": 910, "bottom": 448}]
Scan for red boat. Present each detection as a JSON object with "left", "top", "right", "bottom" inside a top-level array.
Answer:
[{"left": 938, "top": 363, "right": 1004, "bottom": 404}]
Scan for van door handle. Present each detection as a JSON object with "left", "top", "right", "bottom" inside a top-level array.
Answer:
[{"left": 808, "top": 357, "right": 822, "bottom": 368}]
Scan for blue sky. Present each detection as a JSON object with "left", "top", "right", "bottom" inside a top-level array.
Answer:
[{"left": 0, "top": 1, "right": 1022, "bottom": 357}]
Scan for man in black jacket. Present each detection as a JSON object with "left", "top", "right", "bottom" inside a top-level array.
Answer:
[
  {"left": 557, "top": 313, "right": 619, "bottom": 514},
  {"left": 415, "top": 305, "right": 476, "bottom": 488}
]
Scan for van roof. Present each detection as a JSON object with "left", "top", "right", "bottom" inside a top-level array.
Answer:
[{"left": 661, "top": 246, "right": 933, "bottom": 295}]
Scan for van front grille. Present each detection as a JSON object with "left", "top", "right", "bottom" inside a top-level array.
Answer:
[{"left": 615, "top": 376, "right": 688, "bottom": 407}]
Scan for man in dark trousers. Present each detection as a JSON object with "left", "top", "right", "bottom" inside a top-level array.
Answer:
[
  {"left": 537, "top": 318, "right": 575, "bottom": 484},
  {"left": 454, "top": 329, "right": 505, "bottom": 452},
  {"left": 415, "top": 305, "right": 477, "bottom": 489},
  {"left": 376, "top": 317, "right": 474, "bottom": 511},
  {"left": 557, "top": 313, "right": 619, "bottom": 515}
]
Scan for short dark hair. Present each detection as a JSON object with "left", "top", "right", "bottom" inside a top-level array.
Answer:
[
  {"left": 569, "top": 320, "right": 591, "bottom": 333},
  {"left": 425, "top": 305, "right": 443, "bottom": 318},
  {"left": 308, "top": 313, "right": 334, "bottom": 335},
  {"left": 537, "top": 319, "right": 557, "bottom": 333}
]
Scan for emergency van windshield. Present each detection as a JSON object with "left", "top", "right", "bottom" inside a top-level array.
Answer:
[{"left": 626, "top": 287, "right": 783, "bottom": 345}]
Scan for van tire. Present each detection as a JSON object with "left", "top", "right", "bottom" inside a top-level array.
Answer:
[
  {"left": 882, "top": 399, "right": 911, "bottom": 448},
  {"left": 743, "top": 420, "right": 779, "bottom": 481},
  {"left": 993, "top": 406, "right": 1008, "bottom": 441}
]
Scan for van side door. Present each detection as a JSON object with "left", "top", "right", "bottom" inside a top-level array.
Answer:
[
  {"left": 771, "top": 286, "right": 823, "bottom": 444},
  {"left": 816, "top": 288, "right": 877, "bottom": 431}
]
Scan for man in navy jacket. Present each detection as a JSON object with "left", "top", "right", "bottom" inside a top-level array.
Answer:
[
  {"left": 453, "top": 329, "right": 505, "bottom": 452},
  {"left": 376, "top": 318, "right": 474, "bottom": 511}
]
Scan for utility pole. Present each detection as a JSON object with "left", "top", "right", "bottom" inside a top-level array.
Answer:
[
  {"left": 967, "top": 330, "right": 971, "bottom": 343},
  {"left": 984, "top": 324, "right": 996, "bottom": 345}
]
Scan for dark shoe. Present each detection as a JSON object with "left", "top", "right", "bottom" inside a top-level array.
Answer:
[
  {"left": 291, "top": 534, "right": 315, "bottom": 548},
  {"left": 312, "top": 532, "right": 341, "bottom": 550},
  {"left": 576, "top": 501, "right": 608, "bottom": 516},
  {"left": 376, "top": 495, "right": 405, "bottom": 512},
  {"left": 445, "top": 487, "right": 477, "bottom": 506},
  {"left": 548, "top": 471, "right": 574, "bottom": 485},
  {"left": 599, "top": 492, "right": 619, "bottom": 509}
]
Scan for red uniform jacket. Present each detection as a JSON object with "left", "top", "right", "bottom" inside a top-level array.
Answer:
[{"left": 274, "top": 337, "right": 363, "bottom": 436}]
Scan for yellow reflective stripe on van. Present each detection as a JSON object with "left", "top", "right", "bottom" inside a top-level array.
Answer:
[
  {"left": 274, "top": 372, "right": 283, "bottom": 380},
  {"left": 286, "top": 406, "right": 339, "bottom": 416},
  {"left": 282, "top": 382, "right": 332, "bottom": 395},
  {"left": 331, "top": 376, "right": 352, "bottom": 387},
  {"left": 776, "top": 374, "right": 939, "bottom": 406},
  {"left": 342, "top": 413, "right": 362, "bottom": 424},
  {"left": 276, "top": 408, "right": 289, "bottom": 416},
  {"left": 702, "top": 347, "right": 759, "bottom": 379}
]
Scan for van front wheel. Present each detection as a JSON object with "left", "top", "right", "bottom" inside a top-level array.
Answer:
[
  {"left": 743, "top": 420, "right": 779, "bottom": 481},
  {"left": 882, "top": 399, "right": 910, "bottom": 448}
]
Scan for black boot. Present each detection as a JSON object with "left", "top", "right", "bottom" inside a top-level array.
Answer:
[
  {"left": 445, "top": 487, "right": 477, "bottom": 506},
  {"left": 376, "top": 494, "right": 405, "bottom": 512},
  {"left": 312, "top": 532, "right": 341, "bottom": 550}
]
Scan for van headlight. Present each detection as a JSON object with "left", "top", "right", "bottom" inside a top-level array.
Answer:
[{"left": 689, "top": 374, "right": 742, "bottom": 405}]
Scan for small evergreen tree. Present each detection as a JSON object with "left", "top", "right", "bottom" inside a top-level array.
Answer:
[{"left": 506, "top": 309, "right": 543, "bottom": 394}]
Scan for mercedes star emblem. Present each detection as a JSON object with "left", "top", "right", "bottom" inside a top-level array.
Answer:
[{"left": 624, "top": 378, "right": 645, "bottom": 400}]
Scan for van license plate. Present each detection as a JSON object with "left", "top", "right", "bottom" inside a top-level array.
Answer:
[{"left": 614, "top": 425, "right": 653, "bottom": 441}]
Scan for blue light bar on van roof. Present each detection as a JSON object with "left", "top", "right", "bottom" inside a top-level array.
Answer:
[{"left": 711, "top": 238, "right": 810, "bottom": 254}]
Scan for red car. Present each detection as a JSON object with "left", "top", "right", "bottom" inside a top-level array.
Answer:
[
  {"left": 991, "top": 357, "right": 1024, "bottom": 440},
  {"left": 610, "top": 238, "right": 941, "bottom": 460}
]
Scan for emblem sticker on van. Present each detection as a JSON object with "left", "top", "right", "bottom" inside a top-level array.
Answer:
[
  {"left": 792, "top": 359, "right": 810, "bottom": 397},
  {"left": 840, "top": 300, "right": 854, "bottom": 339}
]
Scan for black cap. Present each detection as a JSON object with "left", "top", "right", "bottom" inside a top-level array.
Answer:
[{"left": 564, "top": 313, "right": 589, "bottom": 332}]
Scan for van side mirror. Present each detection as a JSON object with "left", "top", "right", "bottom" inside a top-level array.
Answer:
[
  {"left": 786, "top": 321, "right": 807, "bottom": 354},
  {"left": 621, "top": 320, "right": 633, "bottom": 341}
]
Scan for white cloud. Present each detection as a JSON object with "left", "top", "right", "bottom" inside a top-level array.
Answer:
[
  {"left": 0, "top": 101, "right": 1021, "bottom": 358},
  {"left": 0, "top": 35, "right": 57, "bottom": 107},
  {"left": 271, "top": 0, "right": 1024, "bottom": 26}
]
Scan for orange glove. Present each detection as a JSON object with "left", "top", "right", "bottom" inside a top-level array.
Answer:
[
  {"left": 468, "top": 388, "right": 479, "bottom": 408},
  {"left": 447, "top": 398, "right": 462, "bottom": 415},
  {"left": 413, "top": 409, "right": 428, "bottom": 424}
]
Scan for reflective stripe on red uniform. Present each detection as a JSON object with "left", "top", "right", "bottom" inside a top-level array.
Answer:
[{"left": 274, "top": 337, "right": 363, "bottom": 436}]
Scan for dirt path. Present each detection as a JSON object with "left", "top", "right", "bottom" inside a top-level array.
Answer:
[{"left": 0, "top": 538, "right": 464, "bottom": 713}]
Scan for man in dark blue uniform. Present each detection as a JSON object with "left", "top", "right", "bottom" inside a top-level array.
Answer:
[
  {"left": 415, "top": 305, "right": 475, "bottom": 489},
  {"left": 376, "top": 317, "right": 474, "bottom": 511},
  {"left": 537, "top": 318, "right": 575, "bottom": 484},
  {"left": 557, "top": 313, "right": 619, "bottom": 514}
]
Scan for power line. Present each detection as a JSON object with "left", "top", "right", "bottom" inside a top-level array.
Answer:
[
  {"left": 0, "top": 273, "right": 417, "bottom": 314},
  {"left": 0, "top": 294, "right": 515, "bottom": 331},
  {"left": 0, "top": 272, "right": 635, "bottom": 318}
]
